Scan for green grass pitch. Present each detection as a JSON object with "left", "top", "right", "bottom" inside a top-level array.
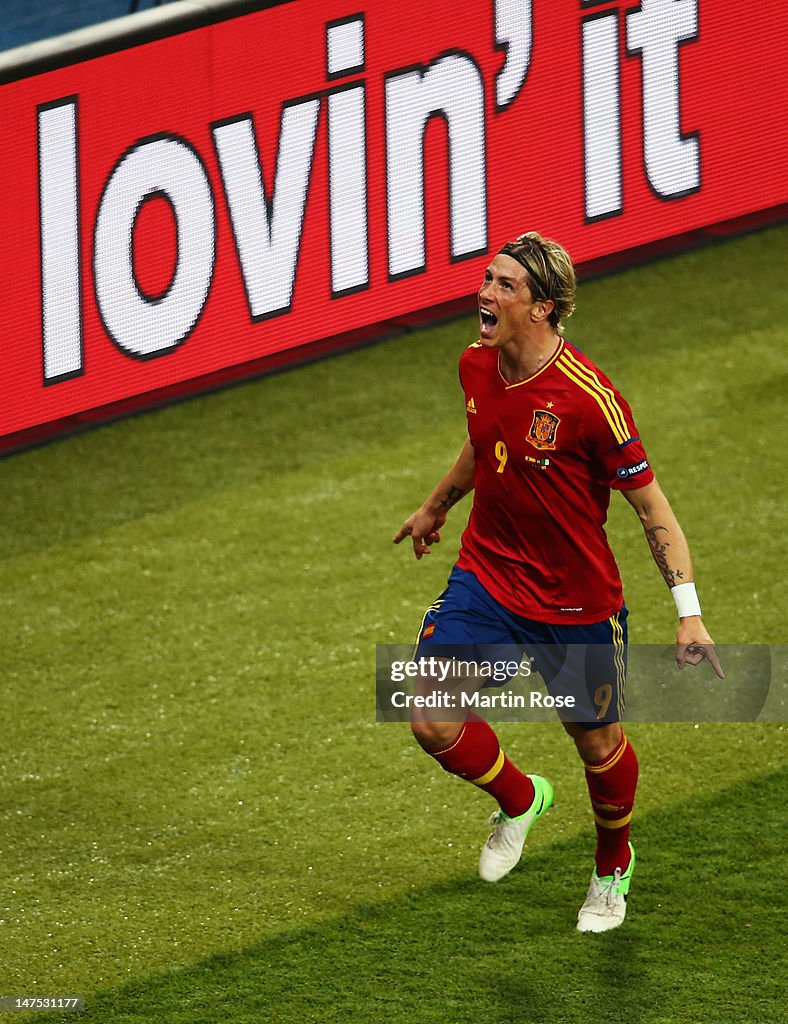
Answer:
[{"left": 1, "top": 226, "right": 786, "bottom": 1023}]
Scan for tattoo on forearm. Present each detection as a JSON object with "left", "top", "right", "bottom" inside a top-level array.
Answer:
[
  {"left": 645, "top": 525, "right": 685, "bottom": 587},
  {"left": 438, "top": 485, "right": 467, "bottom": 510}
]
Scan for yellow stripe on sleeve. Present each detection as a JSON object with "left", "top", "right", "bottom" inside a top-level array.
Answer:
[
  {"left": 556, "top": 353, "right": 630, "bottom": 445},
  {"left": 559, "top": 350, "right": 631, "bottom": 439}
]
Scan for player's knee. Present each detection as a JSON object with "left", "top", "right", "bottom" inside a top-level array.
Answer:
[
  {"left": 410, "top": 716, "right": 460, "bottom": 754},
  {"left": 572, "top": 722, "right": 622, "bottom": 763}
]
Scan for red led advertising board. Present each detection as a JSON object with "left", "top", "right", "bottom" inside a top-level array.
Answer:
[{"left": 1, "top": 0, "right": 785, "bottom": 446}]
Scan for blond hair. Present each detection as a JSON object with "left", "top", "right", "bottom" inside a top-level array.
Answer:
[{"left": 498, "top": 232, "right": 576, "bottom": 333}]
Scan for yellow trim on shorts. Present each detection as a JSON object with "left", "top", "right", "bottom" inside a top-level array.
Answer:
[
  {"left": 411, "top": 597, "right": 445, "bottom": 658},
  {"left": 609, "top": 611, "right": 626, "bottom": 719}
]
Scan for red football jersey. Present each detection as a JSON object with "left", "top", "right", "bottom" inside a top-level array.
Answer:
[{"left": 456, "top": 338, "right": 654, "bottom": 624}]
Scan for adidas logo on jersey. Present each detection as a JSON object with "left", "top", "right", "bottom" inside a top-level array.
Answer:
[{"left": 466, "top": 397, "right": 477, "bottom": 414}]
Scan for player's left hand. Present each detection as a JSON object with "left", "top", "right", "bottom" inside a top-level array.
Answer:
[
  {"left": 675, "top": 616, "right": 724, "bottom": 678},
  {"left": 392, "top": 506, "right": 446, "bottom": 559}
]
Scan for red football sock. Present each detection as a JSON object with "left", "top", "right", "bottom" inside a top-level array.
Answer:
[
  {"left": 428, "top": 712, "right": 535, "bottom": 818},
  {"left": 584, "top": 732, "right": 638, "bottom": 877}
]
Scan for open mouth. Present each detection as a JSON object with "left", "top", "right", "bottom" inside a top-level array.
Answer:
[{"left": 479, "top": 307, "right": 498, "bottom": 335}]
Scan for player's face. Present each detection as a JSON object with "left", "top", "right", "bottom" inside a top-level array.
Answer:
[{"left": 477, "top": 254, "right": 538, "bottom": 347}]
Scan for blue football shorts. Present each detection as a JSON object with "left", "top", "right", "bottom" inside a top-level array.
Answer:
[{"left": 414, "top": 565, "right": 628, "bottom": 729}]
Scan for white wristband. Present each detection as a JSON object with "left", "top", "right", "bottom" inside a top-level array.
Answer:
[{"left": 671, "top": 582, "right": 702, "bottom": 618}]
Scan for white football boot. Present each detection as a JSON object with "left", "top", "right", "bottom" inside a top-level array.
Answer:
[
  {"left": 576, "top": 843, "right": 636, "bottom": 933},
  {"left": 478, "top": 774, "right": 554, "bottom": 882}
]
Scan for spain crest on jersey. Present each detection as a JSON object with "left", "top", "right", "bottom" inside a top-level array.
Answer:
[{"left": 527, "top": 409, "right": 560, "bottom": 450}]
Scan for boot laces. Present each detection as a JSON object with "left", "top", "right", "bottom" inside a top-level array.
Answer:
[
  {"left": 484, "top": 810, "right": 508, "bottom": 847},
  {"left": 601, "top": 867, "right": 623, "bottom": 906}
]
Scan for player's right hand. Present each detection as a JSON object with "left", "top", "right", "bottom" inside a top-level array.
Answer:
[
  {"left": 675, "top": 617, "right": 725, "bottom": 678},
  {"left": 393, "top": 508, "right": 445, "bottom": 559}
]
